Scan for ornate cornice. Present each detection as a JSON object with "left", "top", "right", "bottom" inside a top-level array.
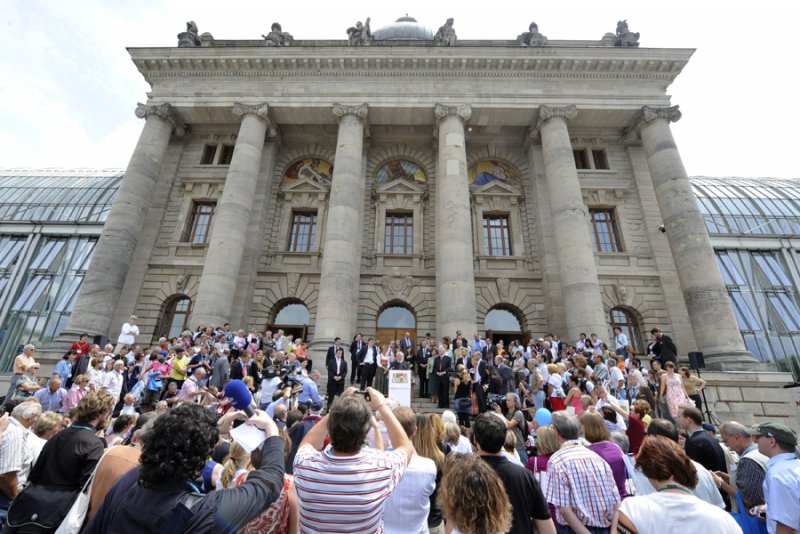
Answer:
[
  {"left": 135, "top": 102, "right": 185, "bottom": 135},
  {"left": 623, "top": 105, "right": 681, "bottom": 143},
  {"left": 332, "top": 103, "right": 369, "bottom": 123},
  {"left": 434, "top": 104, "right": 471, "bottom": 123},
  {"left": 232, "top": 102, "right": 270, "bottom": 120}
]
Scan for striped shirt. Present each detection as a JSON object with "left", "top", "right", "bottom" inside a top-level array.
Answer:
[
  {"left": 293, "top": 444, "right": 407, "bottom": 534},
  {"left": 545, "top": 440, "right": 620, "bottom": 527}
]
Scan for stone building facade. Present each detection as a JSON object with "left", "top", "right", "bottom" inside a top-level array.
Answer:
[{"left": 50, "top": 18, "right": 797, "bottom": 426}]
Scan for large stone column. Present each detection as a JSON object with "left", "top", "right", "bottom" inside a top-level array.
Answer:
[
  {"left": 311, "top": 104, "right": 368, "bottom": 351},
  {"left": 64, "top": 103, "right": 177, "bottom": 337},
  {"left": 434, "top": 104, "right": 477, "bottom": 337},
  {"left": 536, "top": 105, "right": 608, "bottom": 342},
  {"left": 192, "top": 103, "right": 271, "bottom": 328},
  {"left": 636, "top": 105, "right": 752, "bottom": 366}
]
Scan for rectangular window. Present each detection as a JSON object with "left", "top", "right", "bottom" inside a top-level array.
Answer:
[
  {"left": 482, "top": 215, "right": 512, "bottom": 256},
  {"left": 573, "top": 149, "right": 590, "bottom": 170},
  {"left": 592, "top": 149, "right": 609, "bottom": 170},
  {"left": 288, "top": 210, "right": 317, "bottom": 253},
  {"left": 200, "top": 144, "right": 217, "bottom": 165},
  {"left": 187, "top": 202, "right": 216, "bottom": 244},
  {"left": 384, "top": 212, "right": 413, "bottom": 255},
  {"left": 590, "top": 208, "right": 623, "bottom": 252},
  {"left": 218, "top": 145, "right": 235, "bottom": 165}
]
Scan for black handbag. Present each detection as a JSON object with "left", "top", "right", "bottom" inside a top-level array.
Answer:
[{"left": 6, "top": 483, "right": 80, "bottom": 529}]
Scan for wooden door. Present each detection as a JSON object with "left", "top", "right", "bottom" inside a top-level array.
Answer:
[{"left": 375, "top": 329, "right": 416, "bottom": 354}]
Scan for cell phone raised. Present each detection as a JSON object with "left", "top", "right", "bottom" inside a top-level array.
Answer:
[{"left": 354, "top": 390, "right": 372, "bottom": 402}]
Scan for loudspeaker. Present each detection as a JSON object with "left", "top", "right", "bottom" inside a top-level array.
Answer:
[{"left": 688, "top": 351, "right": 705, "bottom": 370}]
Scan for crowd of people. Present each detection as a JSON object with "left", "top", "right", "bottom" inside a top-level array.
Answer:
[{"left": 0, "top": 320, "right": 797, "bottom": 534}]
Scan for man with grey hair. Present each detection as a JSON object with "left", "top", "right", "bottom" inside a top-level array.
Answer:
[
  {"left": 0, "top": 400, "right": 41, "bottom": 519},
  {"left": 715, "top": 421, "right": 768, "bottom": 510},
  {"left": 545, "top": 411, "right": 619, "bottom": 533}
]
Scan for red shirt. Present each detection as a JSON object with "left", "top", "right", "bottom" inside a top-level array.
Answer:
[
  {"left": 626, "top": 413, "right": 646, "bottom": 454},
  {"left": 71, "top": 341, "right": 91, "bottom": 355}
]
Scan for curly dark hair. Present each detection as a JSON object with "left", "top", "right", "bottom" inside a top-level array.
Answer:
[{"left": 139, "top": 404, "right": 219, "bottom": 485}]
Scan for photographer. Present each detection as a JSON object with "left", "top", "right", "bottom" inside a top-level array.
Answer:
[{"left": 86, "top": 404, "right": 284, "bottom": 533}]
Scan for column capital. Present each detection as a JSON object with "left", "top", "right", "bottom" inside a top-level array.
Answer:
[
  {"left": 233, "top": 102, "right": 270, "bottom": 120},
  {"left": 135, "top": 102, "right": 184, "bottom": 134},
  {"left": 332, "top": 103, "right": 368, "bottom": 123},
  {"left": 641, "top": 105, "right": 682, "bottom": 125},
  {"left": 535, "top": 104, "right": 577, "bottom": 131},
  {"left": 623, "top": 105, "right": 682, "bottom": 145},
  {"left": 434, "top": 103, "right": 471, "bottom": 123}
]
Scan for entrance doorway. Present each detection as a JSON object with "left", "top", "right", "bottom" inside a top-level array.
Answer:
[
  {"left": 376, "top": 304, "right": 416, "bottom": 353},
  {"left": 269, "top": 301, "right": 310, "bottom": 342},
  {"left": 484, "top": 307, "right": 525, "bottom": 349}
]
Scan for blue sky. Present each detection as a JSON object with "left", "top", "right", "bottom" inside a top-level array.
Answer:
[{"left": 1, "top": 0, "right": 797, "bottom": 178}]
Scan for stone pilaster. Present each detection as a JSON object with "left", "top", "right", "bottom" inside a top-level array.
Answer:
[
  {"left": 63, "top": 103, "right": 177, "bottom": 337},
  {"left": 434, "top": 104, "right": 477, "bottom": 337},
  {"left": 634, "top": 105, "right": 752, "bottom": 366},
  {"left": 192, "top": 103, "right": 271, "bottom": 328},
  {"left": 536, "top": 105, "right": 608, "bottom": 342},
  {"left": 311, "top": 104, "right": 368, "bottom": 353}
]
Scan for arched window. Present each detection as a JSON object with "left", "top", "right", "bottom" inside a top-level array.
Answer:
[
  {"left": 484, "top": 308, "right": 522, "bottom": 332},
  {"left": 609, "top": 307, "right": 643, "bottom": 355},
  {"left": 158, "top": 296, "right": 192, "bottom": 340},
  {"left": 274, "top": 303, "right": 310, "bottom": 325},
  {"left": 377, "top": 306, "right": 415, "bottom": 329}
]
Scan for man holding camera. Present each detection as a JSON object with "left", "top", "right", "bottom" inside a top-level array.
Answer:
[{"left": 294, "top": 387, "right": 412, "bottom": 534}]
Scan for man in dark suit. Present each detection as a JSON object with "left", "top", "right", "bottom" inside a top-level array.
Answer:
[
  {"left": 349, "top": 334, "right": 365, "bottom": 385},
  {"left": 650, "top": 328, "right": 677, "bottom": 365},
  {"left": 389, "top": 351, "right": 409, "bottom": 371},
  {"left": 326, "top": 347, "right": 347, "bottom": 411},
  {"left": 359, "top": 337, "right": 379, "bottom": 390},
  {"left": 470, "top": 351, "right": 488, "bottom": 413},
  {"left": 415, "top": 339, "right": 432, "bottom": 397},
  {"left": 455, "top": 348, "right": 472, "bottom": 370},
  {"left": 433, "top": 350, "right": 452, "bottom": 409},
  {"left": 398, "top": 332, "right": 414, "bottom": 358},
  {"left": 326, "top": 337, "right": 343, "bottom": 367},
  {"left": 486, "top": 337, "right": 497, "bottom": 363},
  {"left": 229, "top": 352, "right": 260, "bottom": 390},
  {"left": 679, "top": 406, "right": 729, "bottom": 509}
]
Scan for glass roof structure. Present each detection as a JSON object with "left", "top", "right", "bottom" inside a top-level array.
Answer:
[
  {"left": 0, "top": 169, "right": 123, "bottom": 224},
  {"left": 691, "top": 177, "right": 800, "bottom": 236}
]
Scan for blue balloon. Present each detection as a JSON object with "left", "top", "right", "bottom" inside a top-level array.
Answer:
[{"left": 534, "top": 408, "right": 552, "bottom": 427}]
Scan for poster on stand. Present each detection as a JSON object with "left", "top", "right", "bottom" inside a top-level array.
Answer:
[{"left": 388, "top": 370, "right": 412, "bottom": 407}]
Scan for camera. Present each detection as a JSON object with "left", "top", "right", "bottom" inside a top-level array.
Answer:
[
  {"left": 354, "top": 390, "right": 372, "bottom": 402},
  {"left": 486, "top": 393, "right": 506, "bottom": 410}
]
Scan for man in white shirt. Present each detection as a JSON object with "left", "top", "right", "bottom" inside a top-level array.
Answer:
[
  {"left": 575, "top": 333, "right": 588, "bottom": 353},
  {"left": 590, "top": 332, "right": 603, "bottom": 349},
  {"left": 101, "top": 360, "right": 126, "bottom": 401},
  {"left": 608, "top": 358, "right": 625, "bottom": 398},
  {"left": 613, "top": 327, "right": 629, "bottom": 357},
  {"left": 755, "top": 421, "right": 800, "bottom": 533},
  {"left": 0, "top": 400, "right": 40, "bottom": 516},
  {"left": 383, "top": 406, "right": 436, "bottom": 534}
]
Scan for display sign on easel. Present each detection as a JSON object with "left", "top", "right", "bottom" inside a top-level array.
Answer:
[{"left": 388, "top": 370, "right": 412, "bottom": 407}]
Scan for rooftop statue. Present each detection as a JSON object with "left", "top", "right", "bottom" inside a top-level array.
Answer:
[
  {"left": 434, "top": 18, "right": 457, "bottom": 46},
  {"left": 615, "top": 19, "right": 640, "bottom": 48},
  {"left": 347, "top": 18, "right": 371, "bottom": 46},
  {"left": 263, "top": 22, "right": 293, "bottom": 47},
  {"left": 177, "top": 21, "right": 201, "bottom": 48},
  {"left": 517, "top": 22, "right": 548, "bottom": 47}
]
